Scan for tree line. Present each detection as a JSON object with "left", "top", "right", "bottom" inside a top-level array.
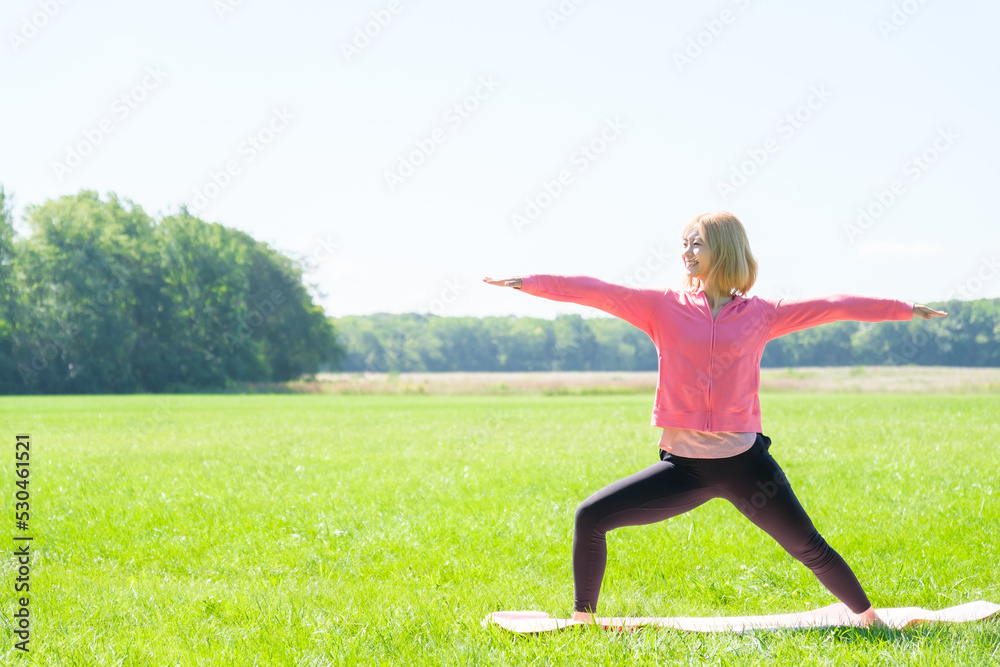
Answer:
[
  {"left": 0, "top": 188, "right": 342, "bottom": 394},
  {"left": 3, "top": 187, "right": 997, "bottom": 394},
  {"left": 332, "top": 301, "right": 1000, "bottom": 374}
]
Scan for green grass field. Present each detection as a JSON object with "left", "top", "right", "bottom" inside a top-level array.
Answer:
[{"left": 2, "top": 393, "right": 998, "bottom": 665}]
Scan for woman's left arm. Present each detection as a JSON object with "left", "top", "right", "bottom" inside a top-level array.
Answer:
[{"left": 764, "top": 295, "right": 945, "bottom": 340}]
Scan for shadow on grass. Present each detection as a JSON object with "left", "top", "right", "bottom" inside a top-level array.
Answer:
[
  {"left": 486, "top": 620, "right": 998, "bottom": 643},
  {"left": 818, "top": 620, "right": 999, "bottom": 646}
]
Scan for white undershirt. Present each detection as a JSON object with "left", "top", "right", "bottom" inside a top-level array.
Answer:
[{"left": 658, "top": 428, "right": 757, "bottom": 459}]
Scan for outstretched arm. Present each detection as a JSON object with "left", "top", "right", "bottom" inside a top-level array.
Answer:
[
  {"left": 482, "top": 274, "right": 663, "bottom": 338},
  {"left": 764, "top": 294, "right": 940, "bottom": 340}
]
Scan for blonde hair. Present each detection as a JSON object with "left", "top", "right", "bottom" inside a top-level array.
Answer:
[{"left": 682, "top": 211, "right": 758, "bottom": 296}]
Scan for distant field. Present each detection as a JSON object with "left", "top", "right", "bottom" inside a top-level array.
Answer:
[
  {"left": 2, "top": 393, "right": 997, "bottom": 665},
  {"left": 313, "top": 366, "right": 1000, "bottom": 395}
]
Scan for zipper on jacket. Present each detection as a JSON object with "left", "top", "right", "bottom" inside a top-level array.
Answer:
[
  {"left": 707, "top": 309, "right": 716, "bottom": 431},
  {"left": 703, "top": 292, "right": 736, "bottom": 429}
]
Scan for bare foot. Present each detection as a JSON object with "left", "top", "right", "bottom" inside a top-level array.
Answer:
[
  {"left": 570, "top": 611, "right": 594, "bottom": 625},
  {"left": 856, "top": 606, "right": 887, "bottom": 628}
]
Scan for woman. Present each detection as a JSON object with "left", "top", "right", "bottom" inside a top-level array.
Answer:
[{"left": 483, "top": 211, "right": 946, "bottom": 627}]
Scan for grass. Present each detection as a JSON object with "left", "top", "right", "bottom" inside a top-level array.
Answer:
[{"left": 1, "top": 392, "right": 998, "bottom": 665}]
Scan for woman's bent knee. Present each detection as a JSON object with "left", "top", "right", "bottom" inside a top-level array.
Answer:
[{"left": 575, "top": 497, "right": 600, "bottom": 529}]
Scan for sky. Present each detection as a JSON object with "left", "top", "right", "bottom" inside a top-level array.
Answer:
[{"left": 2, "top": 0, "right": 999, "bottom": 320}]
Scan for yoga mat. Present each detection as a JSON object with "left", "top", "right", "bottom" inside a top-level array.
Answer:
[{"left": 483, "top": 601, "right": 1000, "bottom": 634}]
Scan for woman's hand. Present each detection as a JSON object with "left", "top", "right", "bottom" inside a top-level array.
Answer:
[
  {"left": 912, "top": 304, "right": 947, "bottom": 320},
  {"left": 482, "top": 276, "right": 522, "bottom": 289}
]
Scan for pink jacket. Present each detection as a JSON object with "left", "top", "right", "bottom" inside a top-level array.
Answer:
[{"left": 519, "top": 274, "right": 914, "bottom": 432}]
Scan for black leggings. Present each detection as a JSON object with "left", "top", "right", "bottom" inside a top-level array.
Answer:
[{"left": 573, "top": 434, "right": 872, "bottom": 614}]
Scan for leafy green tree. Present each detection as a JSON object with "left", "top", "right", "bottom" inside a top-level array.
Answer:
[
  {"left": 154, "top": 210, "right": 342, "bottom": 385},
  {"left": 587, "top": 318, "right": 656, "bottom": 370},
  {"left": 14, "top": 190, "right": 158, "bottom": 392},
  {"left": 499, "top": 317, "right": 554, "bottom": 371},
  {"left": 244, "top": 237, "right": 341, "bottom": 379},
  {"left": 552, "top": 314, "right": 598, "bottom": 371},
  {"left": 427, "top": 317, "right": 498, "bottom": 372},
  {"left": 3, "top": 189, "right": 342, "bottom": 393},
  {"left": 0, "top": 186, "right": 19, "bottom": 393},
  {"left": 154, "top": 211, "right": 261, "bottom": 388}
]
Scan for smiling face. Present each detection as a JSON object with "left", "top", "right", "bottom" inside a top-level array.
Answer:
[
  {"left": 682, "top": 226, "right": 710, "bottom": 281},
  {"left": 680, "top": 211, "right": 759, "bottom": 297}
]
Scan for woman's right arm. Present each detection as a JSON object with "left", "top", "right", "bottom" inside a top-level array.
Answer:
[{"left": 482, "top": 274, "right": 663, "bottom": 338}]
